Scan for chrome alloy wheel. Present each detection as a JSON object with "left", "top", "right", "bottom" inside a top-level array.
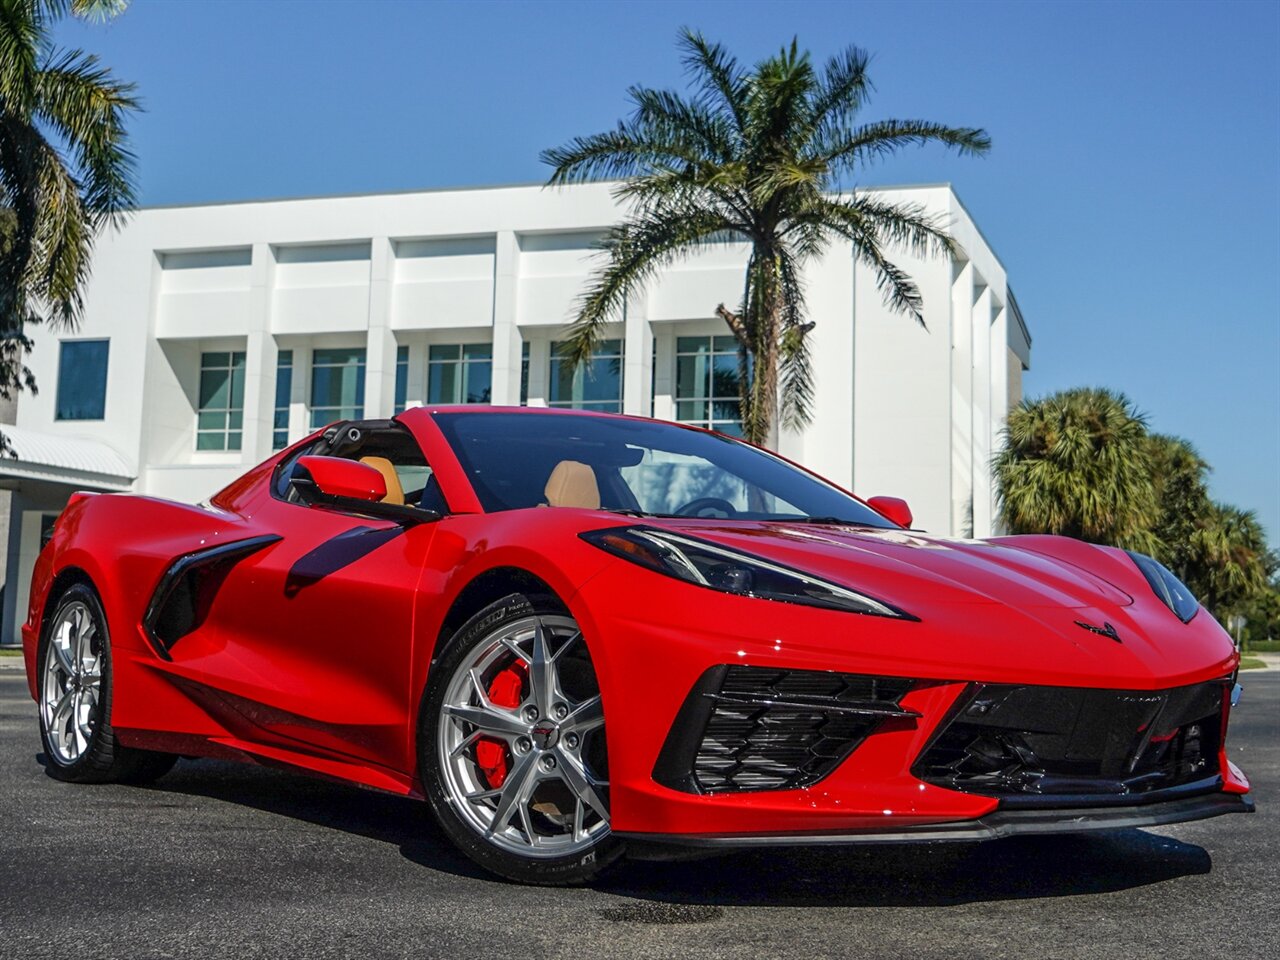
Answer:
[
  {"left": 41, "top": 600, "right": 103, "bottom": 765},
  {"left": 437, "top": 615, "right": 609, "bottom": 859}
]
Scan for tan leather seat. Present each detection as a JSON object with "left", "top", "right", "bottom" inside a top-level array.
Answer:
[
  {"left": 359, "top": 456, "right": 405, "bottom": 505},
  {"left": 544, "top": 460, "right": 600, "bottom": 509}
]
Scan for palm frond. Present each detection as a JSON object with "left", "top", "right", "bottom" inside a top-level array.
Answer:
[
  {"left": 677, "top": 28, "right": 747, "bottom": 132},
  {"left": 819, "top": 118, "right": 990, "bottom": 172},
  {"left": 35, "top": 47, "right": 138, "bottom": 218},
  {"left": 563, "top": 207, "right": 732, "bottom": 369}
]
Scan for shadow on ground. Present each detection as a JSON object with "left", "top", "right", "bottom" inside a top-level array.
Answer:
[{"left": 122, "top": 755, "right": 1212, "bottom": 909}]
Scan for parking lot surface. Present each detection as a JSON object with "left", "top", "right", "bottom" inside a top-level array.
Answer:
[{"left": 0, "top": 661, "right": 1274, "bottom": 959}]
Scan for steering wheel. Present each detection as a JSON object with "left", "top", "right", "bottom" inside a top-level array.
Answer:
[{"left": 675, "top": 497, "right": 738, "bottom": 519}]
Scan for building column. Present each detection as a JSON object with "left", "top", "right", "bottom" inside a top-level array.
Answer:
[
  {"left": 651, "top": 327, "right": 675, "bottom": 422},
  {"left": 622, "top": 291, "right": 652, "bottom": 416},
  {"left": 364, "top": 238, "right": 397, "bottom": 418},
  {"left": 970, "top": 284, "right": 994, "bottom": 539},
  {"left": 950, "top": 261, "right": 974, "bottom": 537},
  {"left": 988, "top": 302, "right": 1011, "bottom": 535},
  {"left": 490, "top": 231, "right": 521, "bottom": 406},
  {"left": 242, "top": 242, "right": 277, "bottom": 461},
  {"left": 0, "top": 491, "right": 27, "bottom": 645}
]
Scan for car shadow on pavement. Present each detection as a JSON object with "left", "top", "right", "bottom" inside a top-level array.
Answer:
[
  {"left": 121, "top": 757, "right": 1212, "bottom": 904},
  {"left": 124, "top": 756, "right": 495, "bottom": 882},
  {"left": 596, "top": 829, "right": 1213, "bottom": 908}
]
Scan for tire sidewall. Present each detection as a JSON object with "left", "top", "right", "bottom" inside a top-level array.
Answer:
[
  {"left": 418, "top": 592, "right": 623, "bottom": 885},
  {"left": 37, "top": 583, "right": 114, "bottom": 779}
]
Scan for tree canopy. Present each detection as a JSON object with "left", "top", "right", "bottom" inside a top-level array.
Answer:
[
  {"left": 996, "top": 387, "right": 1274, "bottom": 624},
  {"left": 543, "top": 30, "right": 988, "bottom": 446}
]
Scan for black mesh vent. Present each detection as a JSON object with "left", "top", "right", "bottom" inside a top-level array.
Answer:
[
  {"left": 653, "top": 665, "right": 915, "bottom": 794},
  {"left": 912, "top": 680, "right": 1227, "bottom": 807}
]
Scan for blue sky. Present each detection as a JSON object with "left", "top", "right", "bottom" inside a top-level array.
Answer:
[{"left": 55, "top": 0, "right": 1280, "bottom": 539}]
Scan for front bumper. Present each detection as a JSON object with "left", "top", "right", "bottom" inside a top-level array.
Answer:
[
  {"left": 619, "top": 789, "right": 1255, "bottom": 853},
  {"left": 571, "top": 561, "right": 1251, "bottom": 838}
]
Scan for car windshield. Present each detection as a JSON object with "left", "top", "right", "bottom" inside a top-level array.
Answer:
[{"left": 432, "top": 411, "right": 897, "bottom": 526}]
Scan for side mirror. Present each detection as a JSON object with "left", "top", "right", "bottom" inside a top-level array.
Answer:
[
  {"left": 867, "top": 496, "right": 913, "bottom": 528},
  {"left": 293, "top": 455, "right": 386, "bottom": 503}
]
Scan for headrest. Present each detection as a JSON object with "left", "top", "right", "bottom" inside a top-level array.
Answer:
[
  {"left": 358, "top": 456, "right": 405, "bottom": 506},
  {"left": 543, "top": 460, "right": 600, "bottom": 510}
]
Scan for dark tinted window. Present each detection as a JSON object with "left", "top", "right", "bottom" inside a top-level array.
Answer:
[
  {"left": 433, "top": 411, "right": 896, "bottom": 526},
  {"left": 55, "top": 340, "right": 109, "bottom": 420}
]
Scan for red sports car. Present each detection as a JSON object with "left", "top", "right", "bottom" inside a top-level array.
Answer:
[{"left": 22, "top": 407, "right": 1253, "bottom": 884}]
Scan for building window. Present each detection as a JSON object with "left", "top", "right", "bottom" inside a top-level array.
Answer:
[
  {"left": 548, "top": 338, "right": 623, "bottom": 412},
  {"left": 394, "top": 345, "right": 409, "bottom": 414},
  {"left": 520, "top": 342, "right": 530, "bottom": 405},
  {"left": 310, "top": 347, "right": 366, "bottom": 427},
  {"left": 675, "top": 335, "right": 743, "bottom": 436},
  {"left": 428, "top": 343, "right": 492, "bottom": 404},
  {"left": 55, "top": 339, "right": 109, "bottom": 420},
  {"left": 273, "top": 349, "right": 293, "bottom": 450},
  {"left": 197, "top": 350, "right": 246, "bottom": 451}
]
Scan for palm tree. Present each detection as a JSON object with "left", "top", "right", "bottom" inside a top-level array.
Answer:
[
  {"left": 542, "top": 31, "right": 989, "bottom": 446},
  {"left": 994, "top": 388, "right": 1162, "bottom": 551},
  {"left": 1, "top": 0, "right": 136, "bottom": 449}
]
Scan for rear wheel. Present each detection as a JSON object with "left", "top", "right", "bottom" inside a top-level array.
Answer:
[
  {"left": 421, "top": 593, "right": 621, "bottom": 884},
  {"left": 38, "top": 583, "right": 177, "bottom": 784}
]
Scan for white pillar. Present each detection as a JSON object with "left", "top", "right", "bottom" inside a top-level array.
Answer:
[
  {"left": 971, "top": 284, "right": 994, "bottom": 538},
  {"left": 950, "top": 261, "right": 974, "bottom": 537},
  {"left": 491, "top": 231, "right": 521, "bottom": 406},
  {"left": 242, "top": 242, "right": 277, "bottom": 461},
  {"left": 651, "top": 326, "right": 675, "bottom": 422},
  {"left": 988, "top": 301, "right": 1010, "bottom": 535},
  {"left": 364, "top": 238, "right": 397, "bottom": 418},
  {"left": 622, "top": 292, "right": 652, "bottom": 416}
]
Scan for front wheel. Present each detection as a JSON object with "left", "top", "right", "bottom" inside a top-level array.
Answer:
[
  {"left": 38, "top": 583, "right": 177, "bottom": 784},
  {"left": 420, "top": 593, "right": 621, "bottom": 885}
]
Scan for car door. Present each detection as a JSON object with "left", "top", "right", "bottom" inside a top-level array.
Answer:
[{"left": 170, "top": 422, "right": 441, "bottom": 778}]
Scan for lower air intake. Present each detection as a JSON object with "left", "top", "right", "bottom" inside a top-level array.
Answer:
[
  {"left": 912, "top": 680, "right": 1228, "bottom": 807},
  {"left": 653, "top": 665, "right": 916, "bottom": 794}
]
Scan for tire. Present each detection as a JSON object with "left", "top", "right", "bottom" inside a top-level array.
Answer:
[
  {"left": 420, "top": 592, "right": 623, "bottom": 885},
  {"left": 37, "top": 583, "right": 178, "bottom": 785}
]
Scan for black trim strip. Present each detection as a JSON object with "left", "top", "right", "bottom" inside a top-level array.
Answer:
[
  {"left": 705, "top": 692, "right": 922, "bottom": 719},
  {"left": 142, "top": 534, "right": 282, "bottom": 661},
  {"left": 618, "top": 791, "right": 1254, "bottom": 851}
]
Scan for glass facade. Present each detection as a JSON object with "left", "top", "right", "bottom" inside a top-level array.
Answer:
[
  {"left": 427, "top": 343, "right": 492, "bottom": 405},
  {"left": 393, "top": 344, "right": 409, "bottom": 413},
  {"left": 674, "top": 335, "right": 743, "bottom": 436},
  {"left": 272, "top": 349, "right": 293, "bottom": 450},
  {"left": 197, "top": 350, "right": 246, "bottom": 450},
  {"left": 310, "top": 347, "right": 366, "bottom": 427},
  {"left": 548, "top": 338, "right": 623, "bottom": 412},
  {"left": 55, "top": 340, "right": 109, "bottom": 420}
]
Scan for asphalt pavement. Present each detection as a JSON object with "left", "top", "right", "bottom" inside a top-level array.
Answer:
[{"left": 0, "top": 658, "right": 1274, "bottom": 960}]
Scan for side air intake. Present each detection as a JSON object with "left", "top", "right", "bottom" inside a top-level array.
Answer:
[
  {"left": 653, "top": 665, "right": 918, "bottom": 794},
  {"left": 142, "top": 535, "right": 280, "bottom": 659}
]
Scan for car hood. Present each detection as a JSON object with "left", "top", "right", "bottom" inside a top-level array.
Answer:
[
  {"left": 615, "top": 518, "right": 1237, "bottom": 687},
  {"left": 642, "top": 519, "right": 1135, "bottom": 612}
]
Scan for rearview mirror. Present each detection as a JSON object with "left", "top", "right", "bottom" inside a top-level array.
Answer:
[
  {"left": 867, "top": 496, "right": 913, "bottom": 528},
  {"left": 293, "top": 456, "right": 387, "bottom": 503}
]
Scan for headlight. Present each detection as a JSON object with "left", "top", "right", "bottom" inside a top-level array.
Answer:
[
  {"left": 580, "top": 526, "right": 915, "bottom": 620},
  {"left": 1125, "top": 551, "right": 1200, "bottom": 623}
]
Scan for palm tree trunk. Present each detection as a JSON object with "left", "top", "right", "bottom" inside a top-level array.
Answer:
[{"left": 743, "top": 252, "right": 781, "bottom": 448}]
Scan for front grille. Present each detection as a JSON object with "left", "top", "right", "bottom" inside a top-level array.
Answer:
[
  {"left": 913, "top": 680, "right": 1227, "bottom": 806},
  {"left": 653, "top": 666, "right": 916, "bottom": 794}
]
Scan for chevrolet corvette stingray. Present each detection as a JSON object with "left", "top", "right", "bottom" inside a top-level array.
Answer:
[{"left": 22, "top": 407, "right": 1253, "bottom": 884}]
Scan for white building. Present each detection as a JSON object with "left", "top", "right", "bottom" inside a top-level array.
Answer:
[{"left": 0, "top": 180, "right": 1031, "bottom": 645}]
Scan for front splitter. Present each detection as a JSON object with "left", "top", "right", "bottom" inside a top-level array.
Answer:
[{"left": 618, "top": 791, "right": 1254, "bottom": 855}]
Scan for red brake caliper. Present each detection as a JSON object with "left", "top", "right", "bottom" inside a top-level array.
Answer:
[{"left": 475, "top": 661, "right": 528, "bottom": 789}]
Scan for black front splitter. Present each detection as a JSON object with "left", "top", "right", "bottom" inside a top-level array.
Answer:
[{"left": 619, "top": 791, "right": 1254, "bottom": 858}]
